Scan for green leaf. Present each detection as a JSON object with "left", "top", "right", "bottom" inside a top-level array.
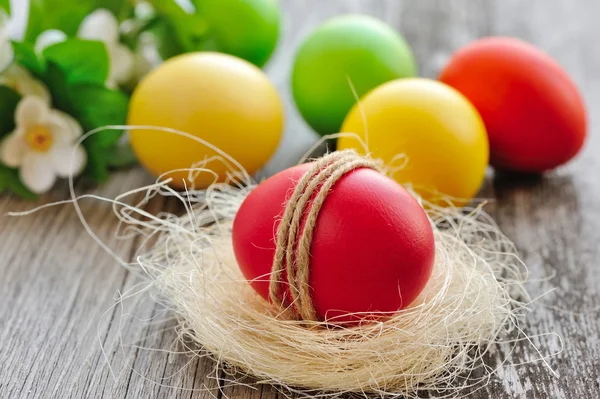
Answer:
[
  {"left": 43, "top": 62, "right": 71, "bottom": 111},
  {"left": 67, "top": 84, "right": 129, "bottom": 182},
  {"left": 116, "top": 0, "right": 135, "bottom": 22},
  {"left": 0, "top": 86, "right": 21, "bottom": 137},
  {"left": 0, "top": 0, "right": 9, "bottom": 13},
  {"left": 83, "top": 149, "right": 110, "bottom": 182},
  {"left": 68, "top": 84, "right": 128, "bottom": 140},
  {"left": 104, "top": 142, "right": 138, "bottom": 168},
  {"left": 43, "top": 39, "right": 109, "bottom": 85},
  {"left": 25, "top": 0, "right": 127, "bottom": 42},
  {"left": 0, "top": 165, "right": 38, "bottom": 200},
  {"left": 83, "top": 140, "right": 139, "bottom": 182},
  {"left": 11, "top": 41, "right": 45, "bottom": 77}
]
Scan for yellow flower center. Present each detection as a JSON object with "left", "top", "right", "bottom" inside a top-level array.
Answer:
[{"left": 25, "top": 125, "right": 54, "bottom": 152}]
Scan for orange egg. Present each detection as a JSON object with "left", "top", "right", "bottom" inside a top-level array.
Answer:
[{"left": 440, "top": 37, "right": 587, "bottom": 172}]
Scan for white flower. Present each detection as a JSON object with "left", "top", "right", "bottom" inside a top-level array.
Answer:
[
  {"left": 0, "top": 9, "right": 14, "bottom": 73},
  {"left": 78, "top": 9, "right": 135, "bottom": 88},
  {"left": 35, "top": 9, "right": 136, "bottom": 88},
  {"left": 0, "top": 96, "right": 86, "bottom": 194},
  {"left": 34, "top": 29, "right": 67, "bottom": 54},
  {"left": 0, "top": 64, "right": 52, "bottom": 104}
]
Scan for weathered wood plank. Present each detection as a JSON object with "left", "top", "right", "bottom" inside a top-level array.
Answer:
[
  {"left": 1, "top": 0, "right": 599, "bottom": 398},
  {"left": 0, "top": 170, "right": 149, "bottom": 398}
]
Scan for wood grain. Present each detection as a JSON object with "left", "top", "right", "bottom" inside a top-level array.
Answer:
[{"left": 1, "top": 0, "right": 599, "bottom": 398}]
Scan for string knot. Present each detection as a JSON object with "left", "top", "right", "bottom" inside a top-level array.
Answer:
[{"left": 268, "top": 150, "right": 382, "bottom": 321}]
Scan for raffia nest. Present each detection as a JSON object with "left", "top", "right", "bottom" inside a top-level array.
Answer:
[{"left": 103, "top": 148, "right": 533, "bottom": 399}]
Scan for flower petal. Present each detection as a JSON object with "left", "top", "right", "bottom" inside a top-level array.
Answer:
[
  {"left": 0, "top": 8, "right": 8, "bottom": 25},
  {"left": 0, "top": 10, "right": 13, "bottom": 74},
  {"left": 48, "top": 110, "right": 83, "bottom": 143},
  {"left": 0, "top": 64, "right": 28, "bottom": 83},
  {"left": 109, "top": 43, "right": 135, "bottom": 86},
  {"left": 15, "top": 96, "right": 50, "bottom": 129},
  {"left": 0, "top": 10, "right": 13, "bottom": 72},
  {"left": 17, "top": 76, "right": 52, "bottom": 105},
  {"left": 0, "top": 130, "right": 27, "bottom": 167},
  {"left": 34, "top": 29, "right": 67, "bottom": 53},
  {"left": 20, "top": 152, "right": 56, "bottom": 194},
  {"left": 0, "top": 9, "right": 9, "bottom": 39},
  {"left": 50, "top": 144, "right": 87, "bottom": 178},
  {"left": 78, "top": 9, "right": 119, "bottom": 44},
  {"left": 0, "top": 65, "right": 52, "bottom": 104}
]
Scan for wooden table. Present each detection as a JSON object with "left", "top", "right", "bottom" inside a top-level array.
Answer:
[{"left": 2, "top": 1, "right": 599, "bottom": 398}]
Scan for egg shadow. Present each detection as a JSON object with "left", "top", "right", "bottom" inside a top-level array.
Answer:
[
  {"left": 492, "top": 168, "right": 545, "bottom": 190},
  {"left": 490, "top": 168, "right": 579, "bottom": 210}
]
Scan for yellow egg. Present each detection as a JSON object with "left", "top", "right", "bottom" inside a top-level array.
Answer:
[
  {"left": 339, "top": 78, "right": 489, "bottom": 202},
  {"left": 128, "top": 52, "right": 284, "bottom": 189}
]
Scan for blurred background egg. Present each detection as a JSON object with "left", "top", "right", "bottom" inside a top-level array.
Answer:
[
  {"left": 439, "top": 37, "right": 587, "bottom": 173},
  {"left": 128, "top": 52, "right": 284, "bottom": 189},
  {"left": 338, "top": 78, "right": 489, "bottom": 202},
  {"left": 195, "top": 0, "right": 281, "bottom": 68},
  {"left": 291, "top": 14, "right": 417, "bottom": 136}
]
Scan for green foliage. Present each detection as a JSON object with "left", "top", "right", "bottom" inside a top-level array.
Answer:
[
  {"left": 25, "top": 0, "right": 127, "bottom": 42},
  {"left": 44, "top": 62, "right": 70, "bottom": 108},
  {"left": 70, "top": 85, "right": 128, "bottom": 135},
  {"left": 0, "top": 0, "right": 9, "bottom": 13},
  {"left": 70, "top": 83, "right": 129, "bottom": 178},
  {"left": 0, "top": 86, "right": 21, "bottom": 138},
  {"left": 11, "top": 42, "right": 45, "bottom": 77},
  {"left": 0, "top": 1, "right": 138, "bottom": 198},
  {"left": 104, "top": 142, "right": 138, "bottom": 168},
  {"left": 36, "top": 37, "right": 129, "bottom": 181},
  {"left": 43, "top": 61, "right": 130, "bottom": 182},
  {"left": 43, "top": 39, "right": 109, "bottom": 85},
  {"left": 0, "top": 165, "right": 38, "bottom": 200}
]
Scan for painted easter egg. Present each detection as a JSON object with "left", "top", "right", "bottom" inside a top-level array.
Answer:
[
  {"left": 196, "top": 0, "right": 281, "bottom": 67},
  {"left": 128, "top": 52, "right": 284, "bottom": 189},
  {"left": 291, "top": 14, "right": 417, "bottom": 136},
  {"left": 439, "top": 37, "right": 587, "bottom": 172},
  {"left": 338, "top": 78, "right": 489, "bottom": 202},
  {"left": 232, "top": 160, "right": 435, "bottom": 323}
]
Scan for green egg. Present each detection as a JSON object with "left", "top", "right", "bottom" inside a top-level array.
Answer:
[
  {"left": 197, "top": 0, "right": 281, "bottom": 68},
  {"left": 292, "top": 14, "right": 417, "bottom": 136}
]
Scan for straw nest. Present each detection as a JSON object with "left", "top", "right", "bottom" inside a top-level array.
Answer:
[{"left": 113, "top": 159, "right": 531, "bottom": 399}]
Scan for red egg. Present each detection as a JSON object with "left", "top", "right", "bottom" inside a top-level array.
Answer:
[
  {"left": 232, "top": 162, "right": 435, "bottom": 323},
  {"left": 439, "top": 37, "right": 587, "bottom": 172}
]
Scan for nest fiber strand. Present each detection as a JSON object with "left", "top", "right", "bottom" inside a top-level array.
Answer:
[{"left": 123, "top": 150, "right": 530, "bottom": 398}]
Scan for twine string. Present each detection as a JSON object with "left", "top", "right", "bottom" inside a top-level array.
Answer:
[{"left": 269, "top": 150, "right": 381, "bottom": 321}]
